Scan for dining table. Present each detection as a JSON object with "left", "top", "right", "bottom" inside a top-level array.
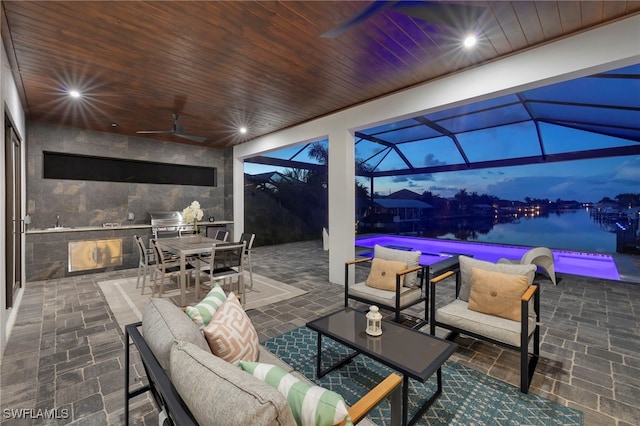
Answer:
[{"left": 156, "top": 235, "right": 227, "bottom": 306}]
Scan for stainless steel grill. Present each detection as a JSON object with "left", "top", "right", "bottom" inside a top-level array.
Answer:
[{"left": 149, "top": 211, "right": 193, "bottom": 238}]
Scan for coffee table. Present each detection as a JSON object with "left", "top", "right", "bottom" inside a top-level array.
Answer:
[{"left": 306, "top": 308, "right": 457, "bottom": 426}]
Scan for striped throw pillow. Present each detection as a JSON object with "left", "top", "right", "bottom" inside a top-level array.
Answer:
[
  {"left": 203, "top": 293, "right": 260, "bottom": 364},
  {"left": 238, "top": 361, "right": 352, "bottom": 426},
  {"left": 185, "top": 284, "right": 226, "bottom": 328}
]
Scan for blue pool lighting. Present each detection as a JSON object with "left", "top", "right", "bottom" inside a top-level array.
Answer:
[{"left": 356, "top": 235, "right": 620, "bottom": 281}]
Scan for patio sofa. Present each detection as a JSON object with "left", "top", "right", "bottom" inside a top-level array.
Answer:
[{"left": 124, "top": 297, "right": 402, "bottom": 425}]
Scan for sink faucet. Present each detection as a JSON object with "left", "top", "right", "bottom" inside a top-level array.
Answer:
[{"left": 55, "top": 213, "right": 60, "bottom": 228}]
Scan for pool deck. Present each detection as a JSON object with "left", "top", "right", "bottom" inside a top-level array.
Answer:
[
  {"left": 610, "top": 251, "right": 640, "bottom": 283},
  {"left": 356, "top": 234, "right": 640, "bottom": 284},
  {"left": 2, "top": 239, "right": 638, "bottom": 425}
]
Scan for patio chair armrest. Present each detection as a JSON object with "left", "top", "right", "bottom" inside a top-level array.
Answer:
[
  {"left": 521, "top": 284, "right": 538, "bottom": 302},
  {"left": 346, "top": 257, "right": 373, "bottom": 265},
  {"left": 396, "top": 265, "right": 422, "bottom": 276},
  {"left": 430, "top": 270, "right": 455, "bottom": 285},
  {"left": 429, "top": 270, "right": 457, "bottom": 336},
  {"left": 342, "top": 373, "right": 402, "bottom": 425}
]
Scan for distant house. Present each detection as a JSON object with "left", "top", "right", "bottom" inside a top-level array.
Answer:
[
  {"left": 384, "top": 189, "right": 423, "bottom": 200},
  {"left": 373, "top": 198, "right": 433, "bottom": 220},
  {"left": 359, "top": 194, "right": 433, "bottom": 232},
  {"left": 472, "top": 204, "right": 496, "bottom": 215}
]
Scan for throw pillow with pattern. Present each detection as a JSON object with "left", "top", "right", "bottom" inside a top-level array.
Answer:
[
  {"left": 185, "top": 284, "right": 226, "bottom": 328},
  {"left": 238, "top": 361, "right": 352, "bottom": 426},
  {"left": 203, "top": 293, "right": 259, "bottom": 364}
]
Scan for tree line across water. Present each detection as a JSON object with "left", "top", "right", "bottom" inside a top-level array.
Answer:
[{"left": 244, "top": 141, "right": 640, "bottom": 244}]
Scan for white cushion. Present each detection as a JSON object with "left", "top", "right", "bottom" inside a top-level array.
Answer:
[
  {"left": 436, "top": 299, "right": 537, "bottom": 347},
  {"left": 349, "top": 282, "right": 422, "bottom": 308}
]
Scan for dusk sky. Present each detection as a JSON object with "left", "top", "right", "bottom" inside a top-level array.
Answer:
[
  {"left": 245, "top": 64, "right": 639, "bottom": 204},
  {"left": 373, "top": 155, "right": 640, "bottom": 202},
  {"left": 245, "top": 154, "right": 640, "bottom": 203}
]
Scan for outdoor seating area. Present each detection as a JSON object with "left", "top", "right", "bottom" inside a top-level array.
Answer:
[
  {"left": 3, "top": 4, "right": 640, "bottom": 426},
  {"left": 126, "top": 298, "right": 403, "bottom": 426},
  {"left": 3, "top": 240, "right": 637, "bottom": 426},
  {"left": 130, "top": 239, "right": 556, "bottom": 424}
]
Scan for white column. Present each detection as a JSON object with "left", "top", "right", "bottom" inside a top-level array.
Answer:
[
  {"left": 328, "top": 127, "right": 355, "bottom": 284},
  {"left": 232, "top": 154, "right": 245, "bottom": 239}
]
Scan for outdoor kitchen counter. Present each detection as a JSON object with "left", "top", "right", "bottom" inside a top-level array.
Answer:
[
  {"left": 24, "top": 221, "right": 234, "bottom": 281},
  {"left": 25, "top": 226, "right": 152, "bottom": 281},
  {"left": 26, "top": 224, "right": 152, "bottom": 234},
  {"left": 26, "top": 221, "right": 233, "bottom": 234}
]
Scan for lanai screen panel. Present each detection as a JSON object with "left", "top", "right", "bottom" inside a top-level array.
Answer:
[
  {"left": 248, "top": 64, "right": 640, "bottom": 177},
  {"left": 355, "top": 63, "right": 640, "bottom": 178}
]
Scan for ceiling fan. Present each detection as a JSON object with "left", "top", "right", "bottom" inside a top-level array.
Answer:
[
  {"left": 136, "top": 113, "right": 207, "bottom": 143},
  {"left": 321, "top": 1, "right": 486, "bottom": 39}
]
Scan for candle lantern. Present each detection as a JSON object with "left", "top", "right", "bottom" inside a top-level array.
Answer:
[{"left": 366, "top": 305, "right": 383, "bottom": 336}]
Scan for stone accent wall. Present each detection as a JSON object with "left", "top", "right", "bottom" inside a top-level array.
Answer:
[
  {"left": 25, "top": 122, "right": 232, "bottom": 279},
  {"left": 26, "top": 122, "right": 229, "bottom": 229}
]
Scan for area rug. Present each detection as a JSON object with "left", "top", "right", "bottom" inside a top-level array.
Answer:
[
  {"left": 98, "top": 272, "right": 307, "bottom": 331},
  {"left": 263, "top": 327, "right": 583, "bottom": 426}
]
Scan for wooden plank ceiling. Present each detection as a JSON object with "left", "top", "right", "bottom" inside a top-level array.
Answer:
[{"left": 2, "top": 1, "right": 639, "bottom": 149}]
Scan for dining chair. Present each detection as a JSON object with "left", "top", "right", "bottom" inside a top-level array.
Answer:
[
  {"left": 239, "top": 233, "right": 256, "bottom": 289},
  {"left": 192, "top": 230, "right": 229, "bottom": 269},
  {"left": 199, "top": 242, "right": 246, "bottom": 304},
  {"left": 134, "top": 235, "right": 156, "bottom": 295},
  {"left": 213, "top": 230, "right": 229, "bottom": 242},
  {"left": 196, "top": 229, "right": 230, "bottom": 266},
  {"left": 150, "top": 239, "right": 194, "bottom": 299}
]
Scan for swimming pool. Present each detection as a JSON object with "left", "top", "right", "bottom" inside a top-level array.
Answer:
[{"left": 356, "top": 235, "right": 620, "bottom": 281}]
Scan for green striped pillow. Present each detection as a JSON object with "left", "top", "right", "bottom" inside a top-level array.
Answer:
[
  {"left": 185, "top": 284, "right": 226, "bottom": 327},
  {"left": 238, "top": 361, "right": 352, "bottom": 426}
]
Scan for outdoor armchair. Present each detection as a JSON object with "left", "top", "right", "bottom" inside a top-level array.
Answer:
[
  {"left": 429, "top": 255, "right": 540, "bottom": 393},
  {"left": 344, "top": 245, "right": 426, "bottom": 325}
]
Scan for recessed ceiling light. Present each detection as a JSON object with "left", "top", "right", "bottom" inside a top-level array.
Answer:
[
  {"left": 69, "top": 90, "right": 81, "bottom": 98},
  {"left": 239, "top": 127, "right": 247, "bottom": 134},
  {"left": 463, "top": 35, "right": 477, "bottom": 48}
]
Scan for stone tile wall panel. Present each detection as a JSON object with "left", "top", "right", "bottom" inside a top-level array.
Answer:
[{"left": 26, "top": 122, "right": 230, "bottom": 279}]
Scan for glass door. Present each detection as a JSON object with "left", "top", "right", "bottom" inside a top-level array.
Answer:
[{"left": 4, "top": 119, "right": 22, "bottom": 308}]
